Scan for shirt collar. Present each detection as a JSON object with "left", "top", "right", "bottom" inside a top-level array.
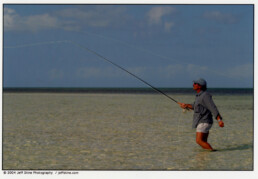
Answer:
[{"left": 196, "top": 90, "right": 204, "bottom": 97}]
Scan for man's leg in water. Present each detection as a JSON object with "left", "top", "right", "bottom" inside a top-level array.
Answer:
[
  {"left": 196, "top": 132, "right": 213, "bottom": 150},
  {"left": 203, "top": 131, "right": 209, "bottom": 142}
]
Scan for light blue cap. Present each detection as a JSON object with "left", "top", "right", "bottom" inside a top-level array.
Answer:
[{"left": 193, "top": 78, "right": 207, "bottom": 86}]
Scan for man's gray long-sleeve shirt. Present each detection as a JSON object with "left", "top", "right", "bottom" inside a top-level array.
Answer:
[{"left": 192, "top": 90, "right": 222, "bottom": 128}]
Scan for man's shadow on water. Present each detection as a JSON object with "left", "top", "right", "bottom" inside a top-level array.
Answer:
[{"left": 218, "top": 143, "right": 253, "bottom": 152}]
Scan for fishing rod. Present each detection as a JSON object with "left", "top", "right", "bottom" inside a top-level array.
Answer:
[
  {"left": 67, "top": 40, "right": 179, "bottom": 104},
  {"left": 5, "top": 40, "right": 179, "bottom": 104}
]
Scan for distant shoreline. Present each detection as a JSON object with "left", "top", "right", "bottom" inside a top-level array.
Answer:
[{"left": 3, "top": 87, "right": 253, "bottom": 95}]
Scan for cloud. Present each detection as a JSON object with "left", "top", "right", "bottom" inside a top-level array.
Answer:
[
  {"left": 4, "top": 6, "right": 129, "bottom": 32},
  {"left": 56, "top": 6, "right": 128, "bottom": 28},
  {"left": 4, "top": 8, "right": 20, "bottom": 31},
  {"left": 164, "top": 21, "right": 175, "bottom": 32},
  {"left": 225, "top": 63, "right": 253, "bottom": 79},
  {"left": 26, "top": 14, "right": 59, "bottom": 31},
  {"left": 203, "top": 11, "right": 238, "bottom": 24},
  {"left": 75, "top": 63, "right": 252, "bottom": 87},
  {"left": 146, "top": 6, "right": 176, "bottom": 25},
  {"left": 4, "top": 6, "right": 177, "bottom": 34},
  {"left": 4, "top": 7, "right": 60, "bottom": 32},
  {"left": 156, "top": 64, "right": 183, "bottom": 78},
  {"left": 186, "top": 64, "right": 209, "bottom": 77},
  {"left": 145, "top": 6, "right": 177, "bottom": 33},
  {"left": 76, "top": 65, "right": 184, "bottom": 82},
  {"left": 76, "top": 67, "right": 127, "bottom": 79}
]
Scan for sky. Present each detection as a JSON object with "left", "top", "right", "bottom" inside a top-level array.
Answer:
[{"left": 3, "top": 4, "right": 254, "bottom": 88}]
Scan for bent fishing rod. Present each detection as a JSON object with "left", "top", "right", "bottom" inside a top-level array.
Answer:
[
  {"left": 67, "top": 41, "right": 178, "bottom": 104},
  {"left": 5, "top": 40, "right": 179, "bottom": 104}
]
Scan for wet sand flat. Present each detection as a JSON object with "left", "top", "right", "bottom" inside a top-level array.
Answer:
[{"left": 3, "top": 93, "right": 253, "bottom": 170}]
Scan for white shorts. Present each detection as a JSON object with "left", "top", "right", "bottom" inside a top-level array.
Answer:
[{"left": 196, "top": 123, "right": 212, "bottom": 133}]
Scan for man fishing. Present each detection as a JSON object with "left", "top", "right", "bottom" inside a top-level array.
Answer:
[{"left": 178, "top": 78, "right": 224, "bottom": 151}]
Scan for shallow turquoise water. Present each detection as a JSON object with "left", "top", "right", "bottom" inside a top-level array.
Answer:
[{"left": 3, "top": 93, "right": 253, "bottom": 170}]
